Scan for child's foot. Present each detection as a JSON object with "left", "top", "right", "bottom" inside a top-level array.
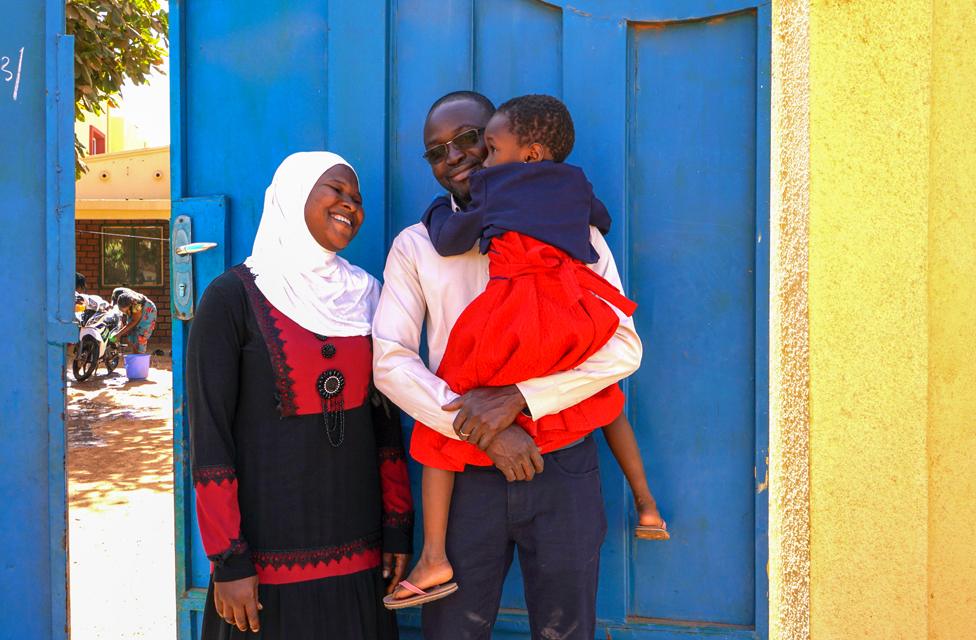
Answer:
[
  {"left": 392, "top": 556, "right": 454, "bottom": 600},
  {"left": 637, "top": 504, "right": 666, "bottom": 530},
  {"left": 634, "top": 498, "right": 669, "bottom": 540}
]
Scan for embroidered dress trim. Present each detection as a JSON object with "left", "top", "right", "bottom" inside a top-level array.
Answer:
[
  {"left": 377, "top": 447, "right": 406, "bottom": 463},
  {"left": 209, "top": 538, "right": 249, "bottom": 565},
  {"left": 232, "top": 264, "right": 298, "bottom": 416},
  {"left": 383, "top": 512, "right": 415, "bottom": 529},
  {"left": 251, "top": 532, "right": 382, "bottom": 569},
  {"left": 193, "top": 465, "right": 237, "bottom": 485}
]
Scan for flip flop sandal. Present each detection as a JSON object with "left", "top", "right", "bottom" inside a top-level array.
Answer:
[
  {"left": 382, "top": 580, "right": 459, "bottom": 610},
  {"left": 635, "top": 522, "right": 670, "bottom": 541}
]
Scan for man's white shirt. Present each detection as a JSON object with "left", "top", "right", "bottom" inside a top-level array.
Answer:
[{"left": 372, "top": 219, "right": 643, "bottom": 441}]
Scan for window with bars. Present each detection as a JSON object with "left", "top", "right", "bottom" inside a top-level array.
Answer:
[{"left": 101, "top": 225, "right": 165, "bottom": 288}]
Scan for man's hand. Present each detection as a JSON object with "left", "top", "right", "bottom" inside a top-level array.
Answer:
[
  {"left": 443, "top": 385, "right": 528, "bottom": 450},
  {"left": 214, "top": 575, "right": 262, "bottom": 633},
  {"left": 383, "top": 552, "right": 411, "bottom": 594},
  {"left": 483, "top": 425, "right": 544, "bottom": 482}
]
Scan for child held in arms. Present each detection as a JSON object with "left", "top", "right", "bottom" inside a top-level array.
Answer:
[{"left": 385, "top": 95, "right": 667, "bottom": 609}]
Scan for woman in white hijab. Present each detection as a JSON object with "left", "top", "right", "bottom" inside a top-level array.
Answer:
[{"left": 187, "top": 152, "right": 414, "bottom": 640}]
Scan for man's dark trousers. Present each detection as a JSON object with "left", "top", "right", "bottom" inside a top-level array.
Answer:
[{"left": 422, "top": 435, "right": 607, "bottom": 640}]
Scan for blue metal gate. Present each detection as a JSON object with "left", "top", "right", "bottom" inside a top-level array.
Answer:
[
  {"left": 172, "top": 1, "right": 769, "bottom": 637},
  {"left": 0, "top": 1, "right": 74, "bottom": 638}
]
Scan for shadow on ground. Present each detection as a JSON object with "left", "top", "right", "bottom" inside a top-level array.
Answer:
[
  {"left": 66, "top": 353, "right": 178, "bottom": 640},
  {"left": 66, "top": 357, "right": 174, "bottom": 510}
]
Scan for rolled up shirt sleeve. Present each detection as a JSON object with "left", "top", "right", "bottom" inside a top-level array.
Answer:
[
  {"left": 372, "top": 234, "right": 462, "bottom": 440},
  {"left": 515, "top": 229, "right": 643, "bottom": 420}
]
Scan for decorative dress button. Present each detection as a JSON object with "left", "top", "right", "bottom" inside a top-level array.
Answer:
[
  {"left": 321, "top": 343, "right": 336, "bottom": 359},
  {"left": 313, "top": 333, "right": 329, "bottom": 341},
  {"left": 316, "top": 369, "right": 345, "bottom": 399}
]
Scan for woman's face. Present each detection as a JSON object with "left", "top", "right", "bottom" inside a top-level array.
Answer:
[{"left": 303, "top": 165, "right": 364, "bottom": 252}]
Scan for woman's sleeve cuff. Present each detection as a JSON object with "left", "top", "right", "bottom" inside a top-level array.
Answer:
[
  {"left": 382, "top": 516, "right": 415, "bottom": 555},
  {"left": 214, "top": 550, "right": 257, "bottom": 582}
]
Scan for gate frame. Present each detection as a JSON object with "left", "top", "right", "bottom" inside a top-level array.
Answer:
[{"left": 169, "top": 1, "right": 772, "bottom": 637}]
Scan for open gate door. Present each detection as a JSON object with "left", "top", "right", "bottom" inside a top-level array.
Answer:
[{"left": 0, "top": 2, "right": 75, "bottom": 638}]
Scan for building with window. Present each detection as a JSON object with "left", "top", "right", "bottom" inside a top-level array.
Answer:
[{"left": 75, "top": 146, "right": 171, "bottom": 347}]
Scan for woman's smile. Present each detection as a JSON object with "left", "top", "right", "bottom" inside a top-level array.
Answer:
[
  {"left": 329, "top": 211, "right": 355, "bottom": 228},
  {"left": 304, "top": 164, "right": 364, "bottom": 251}
]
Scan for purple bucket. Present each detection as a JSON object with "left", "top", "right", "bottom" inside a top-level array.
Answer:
[{"left": 124, "top": 353, "right": 151, "bottom": 380}]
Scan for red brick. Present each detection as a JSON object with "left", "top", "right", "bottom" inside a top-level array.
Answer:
[{"left": 74, "top": 219, "right": 173, "bottom": 345}]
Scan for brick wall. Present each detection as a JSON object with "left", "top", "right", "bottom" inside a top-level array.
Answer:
[{"left": 75, "top": 219, "right": 171, "bottom": 349}]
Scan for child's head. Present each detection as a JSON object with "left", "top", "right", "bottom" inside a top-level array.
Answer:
[{"left": 483, "top": 94, "right": 574, "bottom": 168}]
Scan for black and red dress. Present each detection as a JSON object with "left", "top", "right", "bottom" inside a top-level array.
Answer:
[{"left": 187, "top": 265, "right": 413, "bottom": 640}]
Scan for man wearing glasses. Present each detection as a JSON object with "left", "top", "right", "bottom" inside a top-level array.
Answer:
[{"left": 372, "top": 91, "right": 641, "bottom": 639}]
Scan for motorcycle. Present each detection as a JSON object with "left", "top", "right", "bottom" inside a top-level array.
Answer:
[
  {"left": 72, "top": 295, "right": 124, "bottom": 382},
  {"left": 74, "top": 292, "right": 109, "bottom": 325}
]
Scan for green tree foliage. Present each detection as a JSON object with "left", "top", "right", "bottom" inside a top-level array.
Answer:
[{"left": 66, "top": 0, "right": 168, "bottom": 175}]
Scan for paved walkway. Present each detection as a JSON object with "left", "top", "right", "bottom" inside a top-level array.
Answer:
[{"left": 66, "top": 356, "right": 176, "bottom": 639}]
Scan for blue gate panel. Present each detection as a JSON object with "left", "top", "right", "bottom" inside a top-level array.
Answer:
[
  {"left": 183, "top": 1, "right": 329, "bottom": 265},
  {"left": 390, "top": 0, "right": 473, "bottom": 235},
  {"left": 474, "top": 0, "right": 563, "bottom": 101},
  {"left": 0, "top": 2, "right": 73, "bottom": 638},
  {"left": 627, "top": 11, "right": 757, "bottom": 625},
  {"left": 325, "top": 1, "right": 390, "bottom": 278},
  {"left": 170, "top": 197, "right": 230, "bottom": 605}
]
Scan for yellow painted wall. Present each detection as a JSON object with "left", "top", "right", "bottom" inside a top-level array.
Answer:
[
  {"left": 927, "top": 0, "right": 976, "bottom": 637},
  {"left": 804, "top": 0, "right": 976, "bottom": 638},
  {"left": 75, "top": 147, "right": 170, "bottom": 221},
  {"left": 75, "top": 146, "right": 170, "bottom": 200},
  {"left": 75, "top": 107, "right": 148, "bottom": 155}
]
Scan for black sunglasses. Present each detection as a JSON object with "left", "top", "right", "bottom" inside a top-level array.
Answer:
[{"left": 422, "top": 128, "right": 485, "bottom": 165}]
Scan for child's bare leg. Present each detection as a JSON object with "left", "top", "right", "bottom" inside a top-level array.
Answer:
[
  {"left": 393, "top": 465, "right": 456, "bottom": 598},
  {"left": 603, "top": 412, "right": 665, "bottom": 528}
]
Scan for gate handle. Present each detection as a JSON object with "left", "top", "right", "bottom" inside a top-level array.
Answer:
[{"left": 174, "top": 242, "right": 218, "bottom": 256}]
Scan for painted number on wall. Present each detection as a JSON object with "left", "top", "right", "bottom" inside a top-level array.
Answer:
[{"left": 1, "top": 47, "right": 24, "bottom": 100}]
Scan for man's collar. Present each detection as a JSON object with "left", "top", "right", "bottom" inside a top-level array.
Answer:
[{"left": 449, "top": 194, "right": 461, "bottom": 213}]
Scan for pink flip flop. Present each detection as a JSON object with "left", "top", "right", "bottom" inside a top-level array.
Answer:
[
  {"left": 382, "top": 580, "right": 459, "bottom": 610},
  {"left": 635, "top": 521, "right": 670, "bottom": 541}
]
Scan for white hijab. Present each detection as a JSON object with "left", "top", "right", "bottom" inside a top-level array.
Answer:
[{"left": 244, "top": 152, "right": 379, "bottom": 337}]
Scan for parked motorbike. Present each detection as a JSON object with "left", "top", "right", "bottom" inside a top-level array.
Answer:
[
  {"left": 74, "top": 292, "right": 109, "bottom": 324},
  {"left": 72, "top": 295, "right": 124, "bottom": 382}
]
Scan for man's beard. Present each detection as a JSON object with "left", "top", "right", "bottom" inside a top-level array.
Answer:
[{"left": 448, "top": 185, "right": 472, "bottom": 208}]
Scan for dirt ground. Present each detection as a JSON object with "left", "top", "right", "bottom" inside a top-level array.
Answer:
[{"left": 66, "top": 355, "right": 176, "bottom": 640}]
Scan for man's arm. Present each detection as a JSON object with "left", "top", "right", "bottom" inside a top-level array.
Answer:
[
  {"left": 372, "top": 233, "right": 463, "bottom": 439},
  {"left": 372, "top": 231, "right": 545, "bottom": 482},
  {"left": 514, "top": 228, "right": 643, "bottom": 419}
]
